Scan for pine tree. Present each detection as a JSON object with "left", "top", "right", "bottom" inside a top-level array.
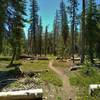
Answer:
[
  {"left": 86, "top": 0, "right": 99, "bottom": 63},
  {"left": 28, "top": 25, "right": 33, "bottom": 55},
  {"left": 95, "top": 5, "right": 100, "bottom": 59},
  {"left": 30, "top": 0, "right": 39, "bottom": 56},
  {"left": 48, "top": 33, "right": 54, "bottom": 54},
  {"left": 53, "top": 10, "right": 60, "bottom": 56},
  {"left": 45, "top": 26, "right": 48, "bottom": 56},
  {"left": 68, "top": 0, "right": 78, "bottom": 62},
  {"left": 7, "top": 0, "right": 26, "bottom": 66},
  {"left": 38, "top": 17, "right": 43, "bottom": 56},
  {"left": 80, "top": 0, "right": 86, "bottom": 64},
  {"left": 60, "top": 0, "right": 69, "bottom": 47}
]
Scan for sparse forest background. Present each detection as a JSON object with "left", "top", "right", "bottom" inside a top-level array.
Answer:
[{"left": 0, "top": 0, "right": 100, "bottom": 65}]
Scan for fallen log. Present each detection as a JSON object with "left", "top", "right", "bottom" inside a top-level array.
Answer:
[
  {"left": 0, "top": 89, "right": 43, "bottom": 100},
  {"left": 19, "top": 55, "right": 34, "bottom": 59}
]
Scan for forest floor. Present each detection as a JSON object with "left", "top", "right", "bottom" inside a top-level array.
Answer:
[
  {"left": 0, "top": 56, "right": 78, "bottom": 100},
  {"left": 0, "top": 56, "right": 100, "bottom": 100}
]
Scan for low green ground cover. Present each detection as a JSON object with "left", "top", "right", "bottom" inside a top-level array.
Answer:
[
  {"left": 21, "top": 60, "right": 49, "bottom": 72},
  {"left": 52, "top": 60, "right": 68, "bottom": 68},
  {"left": 69, "top": 62, "right": 100, "bottom": 100}
]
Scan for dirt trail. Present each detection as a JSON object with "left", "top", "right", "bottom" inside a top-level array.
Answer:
[{"left": 48, "top": 60, "right": 76, "bottom": 100}]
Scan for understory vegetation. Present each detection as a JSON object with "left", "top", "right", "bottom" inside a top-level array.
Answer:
[{"left": 70, "top": 62, "right": 100, "bottom": 99}]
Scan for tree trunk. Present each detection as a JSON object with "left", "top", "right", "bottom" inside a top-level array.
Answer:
[
  {"left": 89, "top": 45, "right": 94, "bottom": 64},
  {"left": 71, "top": 17, "right": 75, "bottom": 63},
  {"left": 39, "top": 32, "right": 42, "bottom": 57},
  {"left": 80, "top": 0, "right": 86, "bottom": 64},
  {"left": 34, "top": 32, "right": 37, "bottom": 57},
  {"left": 45, "top": 26, "right": 48, "bottom": 56},
  {"left": 9, "top": 47, "right": 16, "bottom": 67},
  {"left": 53, "top": 32, "right": 56, "bottom": 56}
]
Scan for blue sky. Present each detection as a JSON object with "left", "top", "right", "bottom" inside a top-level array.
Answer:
[
  {"left": 24, "top": 0, "right": 63, "bottom": 37},
  {"left": 24, "top": 0, "right": 100, "bottom": 38},
  {"left": 38, "top": 0, "right": 62, "bottom": 32}
]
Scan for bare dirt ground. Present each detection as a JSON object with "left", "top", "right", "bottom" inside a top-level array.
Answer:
[{"left": 48, "top": 60, "right": 77, "bottom": 100}]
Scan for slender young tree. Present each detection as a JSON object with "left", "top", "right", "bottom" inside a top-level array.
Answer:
[
  {"left": 53, "top": 10, "right": 60, "bottom": 56},
  {"left": 48, "top": 33, "right": 54, "bottom": 54},
  {"left": 45, "top": 26, "right": 48, "bottom": 56},
  {"left": 53, "top": 16, "right": 57, "bottom": 56},
  {"left": 28, "top": 26, "right": 32, "bottom": 54},
  {"left": 38, "top": 17, "right": 43, "bottom": 56}
]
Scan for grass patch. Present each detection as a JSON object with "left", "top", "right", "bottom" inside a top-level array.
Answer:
[
  {"left": 53, "top": 60, "right": 68, "bottom": 68},
  {"left": 21, "top": 60, "right": 49, "bottom": 72},
  {"left": 41, "top": 70, "right": 63, "bottom": 87}
]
